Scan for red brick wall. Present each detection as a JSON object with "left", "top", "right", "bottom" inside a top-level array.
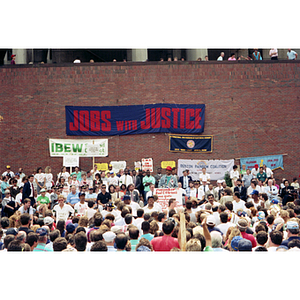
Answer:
[{"left": 1, "top": 61, "right": 299, "bottom": 182}]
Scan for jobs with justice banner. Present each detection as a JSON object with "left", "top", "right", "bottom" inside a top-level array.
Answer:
[{"left": 66, "top": 104, "right": 205, "bottom": 136}]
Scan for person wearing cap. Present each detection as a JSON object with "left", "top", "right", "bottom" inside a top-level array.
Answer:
[
  {"left": 238, "top": 238, "right": 252, "bottom": 252},
  {"left": 230, "top": 236, "right": 243, "bottom": 251},
  {"left": 102, "top": 231, "right": 117, "bottom": 251},
  {"left": 206, "top": 215, "right": 223, "bottom": 236},
  {"left": 237, "top": 218, "right": 257, "bottom": 248},
  {"left": 33, "top": 227, "right": 53, "bottom": 252},
  {"left": 10, "top": 54, "right": 16, "bottom": 64},
  {"left": 74, "top": 192, "right": 88, "bottom": 217},
  {"left": 199, "top": 167, "right": 210, "bottom": 184},
  {"left": 158, "top": 166, "right": 178, "bottom": 190},
  {"left": 122, "top": 194, "right": 141, "bottom": 217},
  {"left": 37, "top": 189, "right": 50, "bottom": 207},
  {"left": 2, "top": 166, "right": 15, "bottom": 179},
  {"left": 85, "top": 187, "right": 97, "bottom": 201},
  {"left": 248, "top": 190, "right": 263, "bottom": 209},
  {"left": 280, "top": 219, "right": 300, "bottom": 247},
  {"left": 251, "top": 164, "right": 259, "bottom": 178},
  {"left": 107, "top": 171, "right": 119, "bottom": 186}
]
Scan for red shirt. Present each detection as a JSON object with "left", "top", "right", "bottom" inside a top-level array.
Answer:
[
  {"left": 241, "top": 231, "right": 257, "bottom": 248},
  {"left": 151, "top": 235, "right": 180, "bottom": 251}
]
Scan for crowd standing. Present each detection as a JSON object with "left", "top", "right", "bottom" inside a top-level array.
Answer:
[{"left": 0, "top": 163, "right": 299, "bottom": 252}]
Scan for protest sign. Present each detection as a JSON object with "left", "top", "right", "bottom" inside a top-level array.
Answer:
[{"left": 154, "top": 188, "right": 182, "bottom": 211}]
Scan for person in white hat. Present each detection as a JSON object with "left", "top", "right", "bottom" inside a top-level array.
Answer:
[{"left": 103, "top": 231, "right": 117, "bottom": 251}]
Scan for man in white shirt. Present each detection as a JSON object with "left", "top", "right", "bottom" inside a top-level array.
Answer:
[
  {"left": 262, "top": 164, "right": 273, "bottom": 178},
  {"left": 217, "top": 52, "right": 224, "bottom": 61},
  {"left": 108, "top": 172, "right": 119, "bottom": 186},
  {"left": 263, "top": 179, "right": 278, "bottom": 200},
  {"left": 2, "top": 166, "right": 14, "bottom": 178},
  {"left": 199, "top": 168, "right": 210, "bottom": 184},
  {"left": 230, "top": 165, "right": 240, "bottom": 187},
  {"left": 52, "top": 195, "right": 74, "bottom": 223},
  {"left": 191, "top": 181, "right": 205, "bottom": 201},
  {"left": 119, "top": 168, "right": 133, "bottom": 187},
  {"left": 232, "top": 191, "right": 246, "bottom": 213},
  {"left": 217, "top": 211, "right": 235, "bottom": 237},
  {"left": 251, "top": 164, "right": 259, "bottom": 178},
  {"left": 145, "top": 184, "right": 155, "bottom": 202},
  {"left": 123, "top": 195, "right": 140, "bottom": 217}
]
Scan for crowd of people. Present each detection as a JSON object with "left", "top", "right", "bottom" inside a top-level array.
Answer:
[{"left": 0, "top": 163, "right": 299, "bottom": 252}]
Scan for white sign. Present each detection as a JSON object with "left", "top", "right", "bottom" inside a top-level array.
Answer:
[
  {"left": 154, "top": 188, "right": 182, "bottom": 211},
  {"left": 63, "top": 156, "right": 79, "bottom": 167},
  {"left": 110, "top": 161, "right": 127, "bottom": 174},
  {"left": 49, "top": 139, "right": 108, "bottom": 157},
  {"left": 134, "top": 161, "right": 142, "bottom": 170},
  {"left": 178, "top": 159, "right": 234, "bottom": 181},
  {"left": 142, "top": 158, "right": 153, "bottom": 172}
]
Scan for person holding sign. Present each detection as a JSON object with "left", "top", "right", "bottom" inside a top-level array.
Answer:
[{"left": 158, "top": 166, "right": 178, "bottom": 189}]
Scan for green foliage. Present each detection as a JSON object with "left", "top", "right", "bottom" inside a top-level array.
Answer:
[{"left": 224, "top": 172, "right": 232, "bottom": 187}]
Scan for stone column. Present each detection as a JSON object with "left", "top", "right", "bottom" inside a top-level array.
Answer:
[
  {"left": 12, "top": 49, "right": 27, "bottom": 64},
  {"left": 186, "top": 49, "right": 208, "bottom": 61},
  {"left": 131, "top": 49, "right": 148, "bottom": 62}
]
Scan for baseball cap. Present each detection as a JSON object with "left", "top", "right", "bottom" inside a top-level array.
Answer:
[
  {"left": 237, "top": 218, "right": 248, "bottom": 230},
  {"left": 6, "top": 228, "right": 17, "bottom": 236},
  {"left": 40, "top": 188, "right": 46, "bottom": 193},
  {"left": 78, "top": 192, "right": 86, "bottom": 197},
  {"left": 271, "top": 199, "right": 279, "bottom": 204},
  {"left": 286, "top": 221, "right": 299, "bottom": 230},
  {"left": 109, "top": 171, "right": 114, "bottom": 174},
  {"left": 66, "top": 223, "right": 76, "bottom": 233},
  {"left": 122, "top": 195, "right": 131, "bottom": 201},
  {"left": 44, "top": 216, "right": 54, "bottom": 225},
  {"left": 15, "top": 173, "right": 20, "bottom": 176},
  {"left": 6, "top": 165, "right": 11, "bottom": 169},
  {"left": 102, "top": 231, "right": 116, "bottom": 243},
  {"left": 237, "top": 211, "right": 248, "bottom": 217},
  {"left": 257, "top": 211, "right": 265, "bottom": 220},
  {"left": 4, "top": 190, "right": 10, "bottom": 194},
  {"left": 10, "top": 55, "right": 16, "bottom": 59},
  {"left": 206, "top": 215, "right": 216, "bottom": 226},
  {"left": 231, "top": 236, "right": 243, "bottom": 251},
  {"left": 238, "top": 239, "right": 252, "bottom": 251},
  {"left": 136, "top": 245, "right": 151, "bottom": 252},
  {"left": 36, "top": 227, "right": 47, "bottom": 236},
  {"left": 111, "top": 226, "right": 122, "bottom": 234},
  {"left": 254, "top": 164, "right": 259, "bottom": 168},
  {"left": 250, "top": 190, "right": 259, "bottom": 195},
  {"left": 166, "top": 166, "right": 172, "bottom": 171}
]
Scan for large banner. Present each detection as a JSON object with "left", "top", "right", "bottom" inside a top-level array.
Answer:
[
  {"left": 65, "top": 104, "right": 205, "bottom": 136},
  {"left": 49, "top": 139, "right": 108, "bottom": 157},
  {"left": 154, "top": 188, "right": 183, "bottom": 210},
  {"left": 240, "top": 155, "right": 284, "bottom": 171},
  {"left": 169, "top": 135, "right": 213, "bottom": 152},
  {"left": 178, "top": 159, "right": 234, "bottom": 181}
]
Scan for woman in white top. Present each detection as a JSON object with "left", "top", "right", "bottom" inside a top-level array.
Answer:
[
  {"left": 69, "top": 173, "right": 80, "bottom": 192},
  {"left": 56, "top": 166, "right": 70, "bottom": 184},
  {"left": 45, "top": 166, "right": 53, "bottom": 190},
  {"left": 34, "top": 167, "right": 46, "bottom": 194}
]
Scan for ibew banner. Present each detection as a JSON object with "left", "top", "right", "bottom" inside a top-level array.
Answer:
[
  {"left": 240, "top": 155, "right": 284, "bottom": 170},
  {"left": 66, "top": 104, "right": 205, "bottom": 136},
  {"left": 49, "top": 139, "right": 108, "bottom": 157},
  {"left": 178, "top": 159, "right": 234, "bottom": 181}
]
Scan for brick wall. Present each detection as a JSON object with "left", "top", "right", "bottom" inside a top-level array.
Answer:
[{"left": 0, "top": 60, "right": 299, "bottom": 182}]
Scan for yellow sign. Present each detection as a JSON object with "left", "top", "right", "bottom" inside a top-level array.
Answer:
[
  {"left": 96, "top": 163, "right": 108, "bottom": 171},
  {"left": 161, "top": 161, "right": 176, "bottom": 169}
]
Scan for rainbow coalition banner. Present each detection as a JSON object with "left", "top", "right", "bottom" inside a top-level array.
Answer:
[
  {"left": 66, "top": 104, "right": 205, "bottom": 136},
  {"left": 169, "top": 135, "right": 213, "bottom": 152},
  {"left": 240, "top": 155, "right": 284, "bottom": 170}
]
